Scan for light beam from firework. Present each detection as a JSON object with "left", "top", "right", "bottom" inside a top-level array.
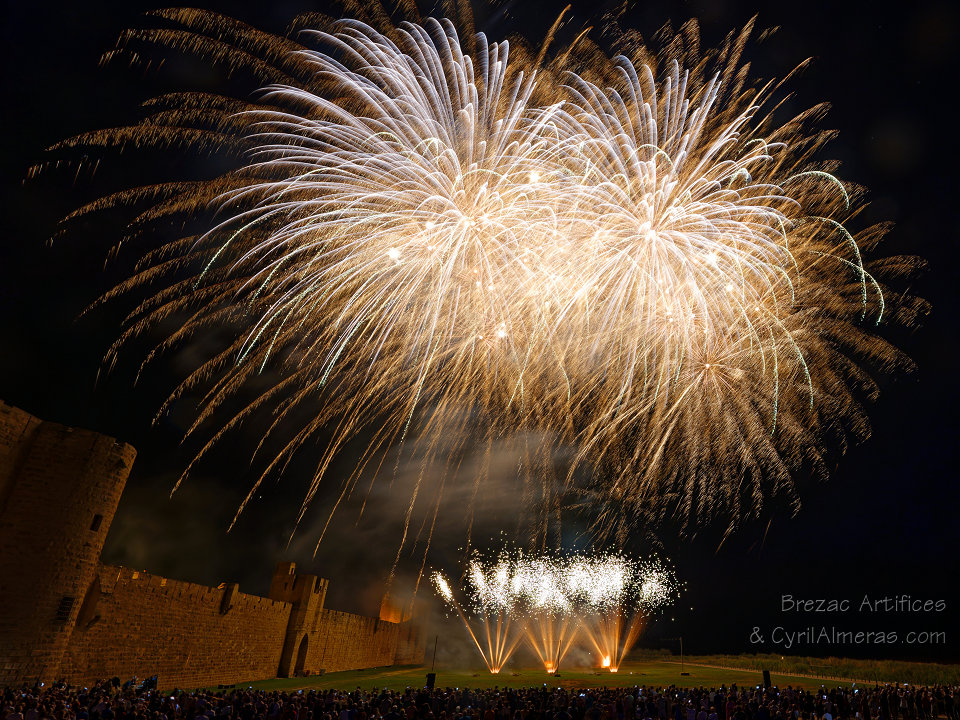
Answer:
[
  {"left": 577, "top": 561, "right": 678, "bottom": 671},
  {"left": 580, "top": 612, "right": 646, "bottom": 672},
  {"left": 523, "top": 615, "right": 578, "bottom": 674},
  {"left": 432, "top": 571, "right": 522, "bottom": 674},
  {"left": 511, "top": 556, "right": 578, "bottom": 673}
]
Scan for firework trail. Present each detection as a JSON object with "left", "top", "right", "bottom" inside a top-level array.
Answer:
[
  {"left": 511, "top": 556, "right": 579, "bottom": 672},
  {"left": 576, "top": 560, "right": 677, "bottom": 671},
  {"left": 46, "top": 4, "right": 926, "bottom": 549},
  {"left": 433, "top": 569, "right": 522, "bottom": 673},
  {"left": 433, "top": 551, "right": 678, "bottom": 672}
]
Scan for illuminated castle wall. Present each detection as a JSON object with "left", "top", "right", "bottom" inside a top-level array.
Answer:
[{"left": 0, "top": 401, "right": 423, "bottom": 688}]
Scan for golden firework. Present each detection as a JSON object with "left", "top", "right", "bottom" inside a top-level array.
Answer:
[{"left": 47, "top": 5, "right": 926, "bottom": 548}]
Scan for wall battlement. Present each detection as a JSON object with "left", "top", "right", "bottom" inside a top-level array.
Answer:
[{"left": 0, "top": 402, "right": 424, "bottom": 689}]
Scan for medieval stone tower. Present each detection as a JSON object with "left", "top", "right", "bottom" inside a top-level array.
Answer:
[
  {"left": 268, "top": 562, "right": 330, "bottom": 677},
  {"left": 0, "top": 401, "right": 423, "bottom": 688},
  {"left": 0, "top": 401, "right": 137, "bottom": 686}
]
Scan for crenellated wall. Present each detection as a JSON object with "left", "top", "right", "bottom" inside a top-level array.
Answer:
[
  {"left": 0, "top": 401, "right": 425, "bottom": 690},
  {"left": 59, "top": 566, "right": 292, "bottom": 688}
]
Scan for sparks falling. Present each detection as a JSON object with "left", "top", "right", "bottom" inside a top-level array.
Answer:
[{"left": 50, "top": 4, "right": 926, "bottom": 550}]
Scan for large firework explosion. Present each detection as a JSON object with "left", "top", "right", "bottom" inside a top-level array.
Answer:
[{"left": 43, "top": 1, "right": 926, "bottom": 552}]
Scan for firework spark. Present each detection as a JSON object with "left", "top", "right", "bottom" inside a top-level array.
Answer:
[
  {"left": 432, "top": 570, "right": 522, "bottom": 673},
  {"left": 50, "top": 5, "right": 926, "bottom": 548},
  {"left": 435, "top": 551, "right": 678, "bottom": 672},
  {"left": 577, "top": 559, "right": 678, "bottom": 671}
]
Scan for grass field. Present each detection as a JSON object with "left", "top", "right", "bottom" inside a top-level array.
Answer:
[
  {"left": 221, "top": 661, "right": 864, "bottom": 693},
  {"left": 683, "top": 655, "right": 960, "bottom": 687}
]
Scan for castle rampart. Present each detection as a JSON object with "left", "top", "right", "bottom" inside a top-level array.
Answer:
[
  {"left": 0, "top": 402, "right": 136, "bottom": 688},
  {"left": 58, "top": 565, "right": 293, "bottom": 688},
  {"left": 0, "top": 401, "right": 424, "bottom": 689}
]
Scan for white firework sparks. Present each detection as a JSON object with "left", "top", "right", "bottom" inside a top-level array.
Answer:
[
  {"left": 444, "top": 551, "right": 678, "bottom": 617},
  {"left": 433, "top": 571, "right": 454, "bottom": 602},
  {"left": 434, "top": 550, "right": 679, "bottom": 672},
  {"left": 55, "top": 7, "right": 924, "bottom": 551}
]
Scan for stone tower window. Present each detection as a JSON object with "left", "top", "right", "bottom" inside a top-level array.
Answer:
[
  {"left": 54, "top": 595, "right": 76, "bottom": 625},
  {"left": 90, "top": 514, "right": 103, "bottom": 531}
]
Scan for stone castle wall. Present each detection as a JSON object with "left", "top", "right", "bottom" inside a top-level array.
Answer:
[
  {"left": 310, "top": 609, "right": 401, "bottom": 674},
  {"left": 59, "top": 566, "right": 292, "bottom": 688},
  {"left": 0, "top": 403, "right": 136, "bottom": 688},
  {"left": 0, "top": 402, "right": 424, "bottom": 689},
  {"left": 391, "top": 623, "right": 426, "bottom": 667}
]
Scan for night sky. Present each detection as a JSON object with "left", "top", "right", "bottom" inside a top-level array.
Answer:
[{"left": 2, "top": 0, "right": 958, "bottom": 663}]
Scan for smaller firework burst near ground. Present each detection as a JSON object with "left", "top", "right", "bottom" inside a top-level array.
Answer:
[
  {"left": 576, "top": 561, "right": 676, "bottom": 672},
  {"left": 432, "top": 567, "right": 522, "bottom": 673},
  {"left": 432, "top": 551, "right": 679, "bottom": 673}
]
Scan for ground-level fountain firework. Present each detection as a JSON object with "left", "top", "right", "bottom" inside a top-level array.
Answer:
[{"left": 432, "top": 552, "right": 678, "bottom": 673}]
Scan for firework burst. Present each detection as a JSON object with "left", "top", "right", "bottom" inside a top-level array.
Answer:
[
  {"left": 577, "top": 559, "right": 678, "bottom": 671},
  {"left": 47, "top": 4, "right": 926, "bottom": 548},
  {"left": 432, "top": 569, "right": 522, "bottom": 673},
  {"left": 433, "top": 551, "right": 678, "bottom": 672}
]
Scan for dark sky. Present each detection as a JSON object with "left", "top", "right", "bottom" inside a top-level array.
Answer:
[{"left": 2, "top": 0, "right": 958, "bottom": 663}]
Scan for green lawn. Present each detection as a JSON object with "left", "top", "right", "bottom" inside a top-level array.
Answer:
[
  {"left": 225, "top": 661, "right": 861, "bottom": 693},
  {"left": 684, "top": 655, "right": 960, "bottom": 687}
]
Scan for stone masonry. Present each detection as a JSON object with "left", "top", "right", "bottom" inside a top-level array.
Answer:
[{"left": 0, "top": 401, "right": 424, "bottom": 689}]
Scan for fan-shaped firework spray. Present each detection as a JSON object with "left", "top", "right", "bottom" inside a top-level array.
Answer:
[
  {"left": 46, "top": 4, "right": 926, "bottom": 555},
  {"left": 433, "top": 551, "right": 678, "bottom": 672}
]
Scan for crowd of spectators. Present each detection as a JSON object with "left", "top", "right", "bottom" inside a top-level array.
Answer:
[{"left": 3, "top": 678, "right": 958, "bottom": 720}]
